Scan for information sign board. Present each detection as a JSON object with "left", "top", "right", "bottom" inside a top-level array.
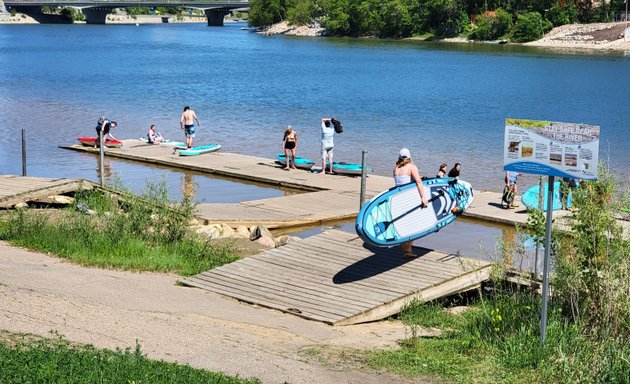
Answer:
[{"left": 503, "top": 118, "right": 599, "bottom": 180}]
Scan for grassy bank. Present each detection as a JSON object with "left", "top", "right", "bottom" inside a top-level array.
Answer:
[
  {"left": 0, "top": 332, "right": 260, "bottom": 384},
  {"left": 0, "top": 181, "right": 238, "bottom": 275},
  {"left": 365, "top": 170, "right": 630, "bottom": 383}
]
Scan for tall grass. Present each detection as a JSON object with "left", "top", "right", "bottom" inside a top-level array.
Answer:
[
  {"left": 0, "top": 180, "right": 238, "bottom": 275},
  {"left": 368, "top": 169, "right": 630, "bottom": 384},
  {"left": 0, "top": 333, "right": 260, "bottom": 384}
]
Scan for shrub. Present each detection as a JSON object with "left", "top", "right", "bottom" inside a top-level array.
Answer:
[
  {"left": 287, "top": 0, "right": 315, "bottom": 24},
  {"left": 469, "top": 8, "right": 513, "bottom": 40},
  {"left": 510, "top": 11, "right": 551, "bottom": 42},
  {"left": 546, "top": 1, "right": 578, "bottom": 26}
]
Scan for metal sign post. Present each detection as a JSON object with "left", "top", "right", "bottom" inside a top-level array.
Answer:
[
  {"left": 99, "top": 129, "right": 105, "bottom": 188},
  {"left": 540, "top": 176, "right": 555, "bottom": 344},
  {"left": 360, "top": 150, "right": 368, "bottom": 208}
]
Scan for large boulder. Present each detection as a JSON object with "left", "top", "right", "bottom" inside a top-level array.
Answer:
[{"left": 249, "top": 225, "right": 273, "bottom": 241}]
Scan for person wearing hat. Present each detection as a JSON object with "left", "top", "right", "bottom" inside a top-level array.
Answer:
[{"left": 393, "top": 148, "right": 428, "bottom": 258}]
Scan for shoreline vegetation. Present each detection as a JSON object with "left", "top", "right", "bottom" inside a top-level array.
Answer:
[{"left": 2, "top": 10, "right": 629, "bottom": 53}]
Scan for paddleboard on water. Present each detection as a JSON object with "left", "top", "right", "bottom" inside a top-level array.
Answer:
[
  {"left": 275, "top": 154, "right": 315, "bottom": 170},
  {"left": 77, "top": 137, "right": 123, "bottom": 148},
  {"left": 356, "top": 177, "right": 474, "bottom": 247},
  {"left": 178, "top": 144, "right": 221, "bottom": 156},
  {"left": 140, "top": 137, "right": 185, "bottom": 147},
  {"left": 521, "top": 181, "right": 572, "bottom": 211}
]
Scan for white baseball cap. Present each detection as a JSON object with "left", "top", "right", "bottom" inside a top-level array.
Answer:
[{"left": 399, "top": 148, "right": 411, "bottom": 159}]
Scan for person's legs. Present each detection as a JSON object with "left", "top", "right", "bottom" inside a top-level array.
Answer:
[
  {"left": 284, "top": 148, "right": 290, "bottom": 170},
  {"left": 321, "top": 147, "right": 326, "bottom": 175},
  {"left": 402, "top": 241, "right": 414, "bottom": 257},
  {"left": 327, "top": 148, "right": 334, "bottom": 173},
  {"left": 290, "top": 148, "right": 297, "bottom": 169}
]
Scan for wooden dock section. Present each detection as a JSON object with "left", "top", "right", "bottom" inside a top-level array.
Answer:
[
  {"left": 60, "top": 140, "right": 629, "bottom": 235},
  {"left": 0, "top": 175, "right": 91, "bottom": 209},
  {"left": 183, "top": 230, "right": 492, "bottom": 325}
]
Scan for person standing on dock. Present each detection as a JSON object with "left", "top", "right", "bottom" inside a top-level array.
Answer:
[
  {"left": 282, "top": 125, "right": 298, "bottom": 170},
  {"left": 320, "top": 117, "right": 335, "bottom": 175},
  {"left": 95, "top": 117, "right": 118, "bottom": 142},
  {"left": 180, "top": 106, "right": 201, "bottom": 148},
  {"left": 393, "top": 148, "right": 428, "bottom": 258}
]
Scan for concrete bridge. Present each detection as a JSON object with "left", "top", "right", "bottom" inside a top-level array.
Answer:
[{"left": 3, "top": 0, "right": 249, "bottom": 25}]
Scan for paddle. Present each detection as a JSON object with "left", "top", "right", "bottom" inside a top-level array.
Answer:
[{"left": 374, "top": 190, "right": 444, "bottom": 236}]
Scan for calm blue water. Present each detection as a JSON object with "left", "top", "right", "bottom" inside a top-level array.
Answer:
[{"left": 1, "top": 22, "right": 629, "bottom": 200}]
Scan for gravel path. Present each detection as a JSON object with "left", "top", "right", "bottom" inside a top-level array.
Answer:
[{"left": 0, "top": 241, "right": 432, "bottom": 384}]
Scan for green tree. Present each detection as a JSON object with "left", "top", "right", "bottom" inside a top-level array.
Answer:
[
  {"left": 469, "top": 8, "right": 513, "bottom": 40},
  {"left": 249, "top": 0, "right": 284, "bottom": 26},
  {"left": 413, "top": 0, "right": 469, "bottom": 37},
  {"left": 287, "top": 0, "right": 315, "bottom": 24},
  {"left": 320, "top": 0, "right": 353, "bottom": 35},
  {"left": 546, "top": 1, "right": 578, "bottom": 26},
  {"left": 510, "top": 11, "right": 550, "bottom": 42}
]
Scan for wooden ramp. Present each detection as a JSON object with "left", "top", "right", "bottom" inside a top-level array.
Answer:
[
  {"left": 183, "top": 230, "right": 492, "bottom": 325},
  {"left": 0, "top": 175, "right": 90, "bottom": 209}
]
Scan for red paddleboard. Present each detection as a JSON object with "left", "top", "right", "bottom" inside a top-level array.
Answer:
[{"left": 77, "top": 137, "right": 123, "bottom": 148}]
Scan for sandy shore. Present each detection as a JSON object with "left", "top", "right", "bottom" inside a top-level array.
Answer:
[{"left": 0, "top": 241, "right": 434, "bottom": 384}]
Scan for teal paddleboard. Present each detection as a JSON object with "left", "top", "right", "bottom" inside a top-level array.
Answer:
[
  {"left": 521, "top": 181, "right": 572, "bottom": 211},
  {"left": 275, "top": 153, "right": 315, "bottom": 170},
  {"left": 178, "top": 144, "right": 221, "bottom": 156}
]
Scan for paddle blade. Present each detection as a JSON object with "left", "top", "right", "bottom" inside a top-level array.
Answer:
[{"left": 373, "top": 221, "right": 388, "bottom": 236}]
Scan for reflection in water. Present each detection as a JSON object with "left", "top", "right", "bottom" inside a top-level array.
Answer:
[
  {"left": 96, "top": 156, "right": 112, "bottom": 185},
  {"left": 181, "top": 173, "right": 197, "bottom": 201}
]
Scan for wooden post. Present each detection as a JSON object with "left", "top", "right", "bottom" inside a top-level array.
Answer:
[
  {"left": 21, "top": 129, "right": 26, "bottom": 176},
  {"left": 360, "top": 150, "right": 367, "bottom": 208}
]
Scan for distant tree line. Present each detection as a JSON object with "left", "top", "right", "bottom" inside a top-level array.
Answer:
[{"left": 248, "top": 0, "right": 627, "bottom": 41}]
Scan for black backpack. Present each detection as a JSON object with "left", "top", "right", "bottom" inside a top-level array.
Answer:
[{"left": 332, "top": 118, "right": 343, "bottom": 134}]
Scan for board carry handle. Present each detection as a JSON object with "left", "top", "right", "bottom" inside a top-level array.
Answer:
[{"left": 374, "top": 190, "right": 444, "bottom": 236}]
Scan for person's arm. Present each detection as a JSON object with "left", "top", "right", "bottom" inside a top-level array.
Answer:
[
  {"left": 194, "top": 112, "right": 200, "bottom": 126},
  {"left": 180, "top": 114, "right": 185, "bottom": 130},
  {"left": 410, "top": 165, "right": 428, "bottom": 206},
  {"left": 505, "top": 171, "right": 511, "bottom": 186}
]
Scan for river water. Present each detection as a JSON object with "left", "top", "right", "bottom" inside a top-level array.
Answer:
[{"left": 0, "top": 23, "right": 628, "bottom": 261}]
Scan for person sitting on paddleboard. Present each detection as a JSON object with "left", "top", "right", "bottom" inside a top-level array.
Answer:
[
  {"left": 393, "top": 148, "right": 428, "bottom": 258},
  {"left": 147, "top": 124, "right": 166, "bottom": 144},
  {"left": 96, "top": 117, "right": 118, "bottom": 142}
]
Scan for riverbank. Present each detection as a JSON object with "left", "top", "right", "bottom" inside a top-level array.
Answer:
[{"left": 259, "top": 19, "right": 630, "bottom": 52}]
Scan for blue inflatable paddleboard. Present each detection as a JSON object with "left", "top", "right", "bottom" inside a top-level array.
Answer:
[
  {"left": 331, "top": 161, "right": 373, "bottom": 176},
  {"left": 178, "top": 144, "right": 221, "bottom": 156},
  {"left": 140, "top": 137, "right": 185, "bottom": 147},
  {"left": 521, "top": 181, "right": 573, "bottom": 211},
  {"left": 275, "top": 154, "right": 315, "bottom": 170},
  {"left": 356, "top": 177, "right": 474, "bottom": 247}
]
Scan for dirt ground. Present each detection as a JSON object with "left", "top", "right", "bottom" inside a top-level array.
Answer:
[{"left": 0, "top": 241, "right": 437, "bottom": 384}]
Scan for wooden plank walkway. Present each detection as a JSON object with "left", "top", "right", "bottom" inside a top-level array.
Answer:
[
  {"left": 0, "top": 175, "right": 90, "bottom": 208},
  {"left": 183, "top": 230, "right": 492, "bottom": 325}
]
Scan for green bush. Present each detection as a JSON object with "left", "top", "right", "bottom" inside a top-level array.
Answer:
[
  {"left": 546, "top": 1, "right": 578, "bottom": 26},
  {"left": 510, "top": 11, "right": 551, "bottom": 42},
  {"left": 248, "top": 0, "right": 284, "bottom": 27},
  {"left": 0, "top": 182, "right": 239, "bottom": 276},
  {"left": 469, "top": 8, "right": 513, "bottom": 40},
  {"left": 287, "top": 0, "right": 314, "bottom": 24}
]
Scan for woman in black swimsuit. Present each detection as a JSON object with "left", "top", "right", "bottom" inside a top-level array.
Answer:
[{"left": 283, "top": 126, "right": 298, "bottom": 170}]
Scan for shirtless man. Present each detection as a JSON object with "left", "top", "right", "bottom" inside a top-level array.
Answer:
[{"left": 180, "top": 106, "right": 201, "bottom": 148}]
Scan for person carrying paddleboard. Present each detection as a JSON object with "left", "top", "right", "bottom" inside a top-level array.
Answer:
[{"left": 393, "top": 148, "right": 428, "bottom": 258}]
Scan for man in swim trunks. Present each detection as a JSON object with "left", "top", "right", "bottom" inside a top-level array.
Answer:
[{"left": 180, "top": 106, "right": 201, "bottom": 148}]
